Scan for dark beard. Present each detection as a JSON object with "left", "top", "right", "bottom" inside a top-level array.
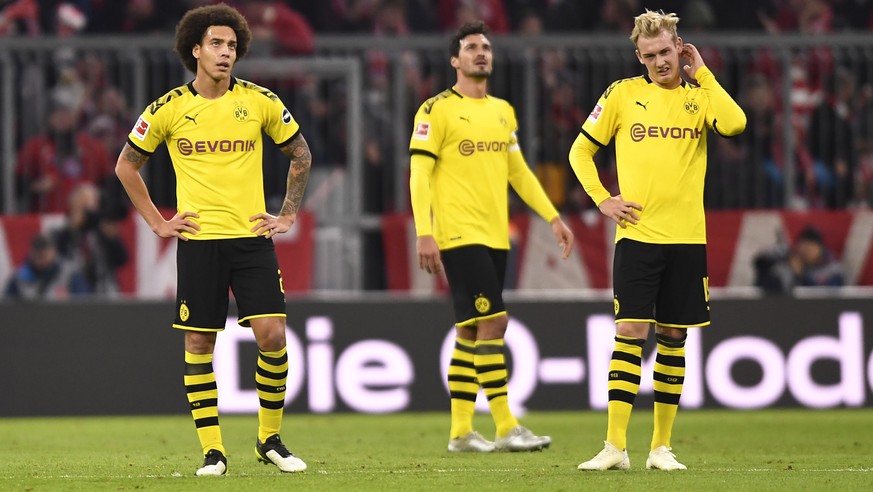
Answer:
[{"left": 466, "top": 69, "right": 491, "bottom": 81}]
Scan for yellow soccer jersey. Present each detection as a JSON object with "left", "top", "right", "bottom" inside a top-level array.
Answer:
[
  {"left": 581, "top": 71, "right": 742, "bottom": 244},
  {"left": 127, "top": 77, "right": 300, "bottom": 239},
  {"left": 409, "top": 88, "right": 526, "bottom": 250}
]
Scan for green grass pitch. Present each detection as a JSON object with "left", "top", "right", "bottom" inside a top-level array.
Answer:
[{"left": 0, "top": 410, "right": 870, "bottom": 491}]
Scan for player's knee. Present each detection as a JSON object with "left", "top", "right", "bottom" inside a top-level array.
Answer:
[
  {"left": 251, "top": 319, "right": 287, "bottom": 352},
  {"left": 616, "top": 322, "right": 650, "bottom": 339},
  {"left": 185, "top": 331, "right": 217, "bottom": 353},
  {"left": 259, "top": 329, "right": 286, "bottom": 352}
]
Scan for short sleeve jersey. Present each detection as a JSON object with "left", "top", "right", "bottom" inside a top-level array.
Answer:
[
  {"left": 582, "top": 75, "right": 715, "bottom": 244},
  {"left": 409, "top": 88, "right": 520, "bottom": 250},
  {"left": 127, "top": 77, "right": 299, "bottom": 239}
]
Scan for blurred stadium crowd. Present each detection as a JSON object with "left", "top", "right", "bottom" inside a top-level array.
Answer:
[
  {"left": 2, "top": 0, "right": 873, "bottom": 296},
  {"left": 4, "top": 0, "right": 873, "bottom": 36}
]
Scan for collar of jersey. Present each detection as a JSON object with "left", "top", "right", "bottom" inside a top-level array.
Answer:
[
  {"left": 642, "top": 73, "right": 688, "bottom": 89},
  {"left": 450, "top": 86, "right": 490, "bottom": 101},
  {"left": 187, "top": 77, "right": 237, "bottom": 97}
]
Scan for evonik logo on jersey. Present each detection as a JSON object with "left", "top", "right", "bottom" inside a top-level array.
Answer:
[
  {"left": 629, "top": 123, "right": 702, "bottom": 142},
  {"left": 458, "top": 139, "right": 509, "bottom": 156},
  {"left": 177, "top": 138, "right": 256, "bottom": 156}
]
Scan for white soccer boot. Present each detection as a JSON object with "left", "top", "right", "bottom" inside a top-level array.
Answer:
[
  {"left": 646, "top": 445, "right": 687, "bottom": 470},
  {"left": 448, "top": 431, "right": 496, "bottom": 452},
  {"left": 195, "top": 449, "right": 227, "bottom": 476},
  {"left": 577, "top": 441, "right": 630, "bottom": 471},
  {"left": 494, "top": 426, "right": 551, "bottom": 452},
  {"left": 256, "top": 435, "right": 307, "bottom": 472}
]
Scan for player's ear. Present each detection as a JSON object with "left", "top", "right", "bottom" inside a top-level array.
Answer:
[
  {"left": 192, "top": 44, "right": 200, "bottom": 60},
  {"left": 635, "top": 50, "right": 643, "bottom": 65},
  {"left": 450, "top": 56, "right": 459, "bottom": 69},
  {"left": 676, "top": 36, "right": 684, "bottom": 51}
]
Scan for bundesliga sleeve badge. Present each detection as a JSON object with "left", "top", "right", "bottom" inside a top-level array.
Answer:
[
  {"left": 413, "top": 122, "right": 430, "bottom": 140},
  {"left": 587, "top": 103, "right": 603, "bottom": 125},
  {"left": 132, "top": 116, "right": 151, "bottom": 141}
]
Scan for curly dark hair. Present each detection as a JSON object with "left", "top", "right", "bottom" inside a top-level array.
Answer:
[
  {"left": 174, "top": 3, "right": 251, "bottom": 74},
  {"left": 449, "top": 20, "right": 488, "bottom": 58}
]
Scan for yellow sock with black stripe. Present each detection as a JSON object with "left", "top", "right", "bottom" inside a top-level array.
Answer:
[
  {"left": 474, "top": 339, "right": 519, "bottom": 438},
  {"left": 651, "top": 333, "right": 686, "bottom": 450},
  {"left": 606, "top": 335, "right": 645, "bottom": 450},
  {"left": 184, "top": 351, "right": 224, "bottom": 456},
  {"left": 448, "top": 337, "right": 478, "bottom": 439},
  {"left": 256, "top": 347, "right": 288, "bottom": 443}
]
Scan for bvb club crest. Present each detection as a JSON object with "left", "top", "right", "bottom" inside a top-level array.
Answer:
[
  {"left": 613, "top": 297, "right": 620, "bottom": 315},
  {"left": 684, "top": 100, "right": 699, "bottom": 115},
  {"left": 234, "top": 106, "right": 249, "bottom": 122},
  {"left": 474, "top": 295, "right": 491, "bottom": 314},
  {"left": 180, "top": 301, "right": 190, "bottom": 322}
]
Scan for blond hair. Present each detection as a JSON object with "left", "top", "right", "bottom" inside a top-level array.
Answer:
[{"left": 629, "top": 9, "right": 679, "bottom": 47}]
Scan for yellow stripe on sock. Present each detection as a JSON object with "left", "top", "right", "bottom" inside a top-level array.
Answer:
[
  {"left": 606, "top": 337, "right": 644, "bottom": 450},
  {"left": 449, "top": 337, "right": 478, "bottom": 439},
  {"left": 257, "top": 347, "right": 288, "bottom": 442},
  {"left": 474, "top": 339, "right": 518, "bottom": 438}
]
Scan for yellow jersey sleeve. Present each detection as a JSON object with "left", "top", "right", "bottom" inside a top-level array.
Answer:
[
  {"left": 409, "top": 153, "right": 436, "bottom": 236},
  {"left": 569, "top": 133, "right": 610, "bottom": 206},
  {"left": 505, "top": 103, "right": 559, "bottom": 223},
  {"left": 244, "top": 79, "right": 300, "bottom": 145},
  {"left": 409, "top": 93, "right": 447, "bottom": 158},
  {"left": 696, "top": 67, "right": 747, "bottom": 137},
  {"left": 127, "top": 87, "right": 183, "bottom": 154},
  {"left": 580, "top": 79, "right": 625, "bottom": 147}
]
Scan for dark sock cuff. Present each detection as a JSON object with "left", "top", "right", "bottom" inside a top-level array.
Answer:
[
  {"left": 614, "top": 335, "right": 646, "bottom": 347},
  {"left": 656, "top": 332, "right": 687, "bottom": 348}
]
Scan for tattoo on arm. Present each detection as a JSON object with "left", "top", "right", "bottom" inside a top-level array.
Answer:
[
  {"left": 279, "top": 134, "right": 312, "bottom": 215},
  {"left": 122, "top": 143, "right": 150, "bottom": 166}
]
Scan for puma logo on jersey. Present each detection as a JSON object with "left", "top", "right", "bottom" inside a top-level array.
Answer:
[
  {"left": 635, "top": 101, "right": 648, "bottom": 110},
  {"left": 459, "top": 116, "right": 470, "bottom": 123},
  {"left": 184, "top": 114, "right": 198, "bottom": 124}
]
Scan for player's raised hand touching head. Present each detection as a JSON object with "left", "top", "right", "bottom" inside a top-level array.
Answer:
[{"left": 680, "top": 42, "right": 705, "bottom": 79}]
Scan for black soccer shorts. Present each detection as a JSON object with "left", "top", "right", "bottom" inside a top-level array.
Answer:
[
  {"left": 612, "top": 239, "right": 710, "bottom": 328},
  {"left": 441, "top": 244, "right": 508, "bottom": 327},
  {"left": 173, "top": 237, "right": 286, "bottom": 331}
]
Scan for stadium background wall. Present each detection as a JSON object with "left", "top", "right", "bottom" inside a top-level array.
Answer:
[{"left": 2, "top": 297, "right": 872, "bottom": 417}]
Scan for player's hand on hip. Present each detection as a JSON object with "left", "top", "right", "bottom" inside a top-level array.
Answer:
[
  {"left": 250, "top": 212, "right": 296, "bottom": 239},
  {"left": 157, "top": 211, "right": 200, "bottom": 240},
  {"left": 416, "top": 235, "right": 443, "bottom": 275},
  {"left": 550, "top": 217, "right": 574, "bottom": 260},
  {"left": 599, "top": 195, "right": 642, "bottom": 228}
]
